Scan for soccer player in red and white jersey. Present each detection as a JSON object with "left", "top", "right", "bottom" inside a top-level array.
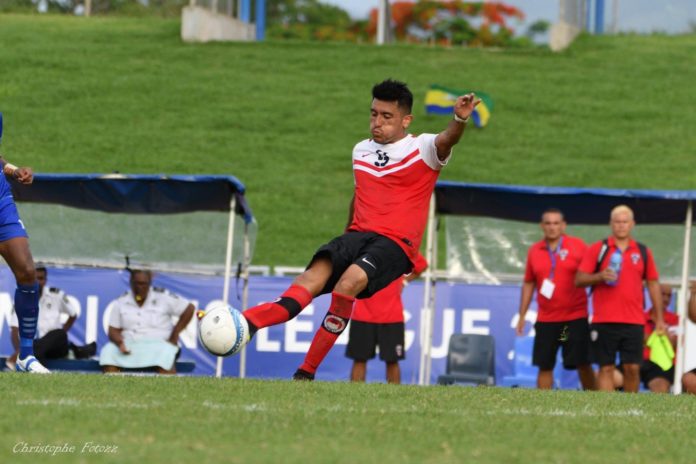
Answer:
[
  {"left": 239, "top": 79, "right": 479, "bottom": 380},
  {"left": 516, "top": 208, "right": 595, "bottom": 390},
  {"left": 346, "top": 254, "right": 427, "bottom": 384}
]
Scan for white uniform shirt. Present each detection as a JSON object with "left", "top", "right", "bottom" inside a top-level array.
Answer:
[
  {"left": 108, "top": 287, "right": 191, "bottom": 341},
  {"left": 10, "top": 286, "right": 78, "bottom": 338}
]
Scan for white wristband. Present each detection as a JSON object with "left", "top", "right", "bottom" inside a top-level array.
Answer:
[
  {"left": 453, "top": 113, "right": 469, "bottom": 124},
  {"left": 3, "top": 163, "right": 18, "bottom": 177}
]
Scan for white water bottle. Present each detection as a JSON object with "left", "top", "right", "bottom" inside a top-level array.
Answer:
[{"left": 607, "top": 249, "right": 622, "bottom": 286}]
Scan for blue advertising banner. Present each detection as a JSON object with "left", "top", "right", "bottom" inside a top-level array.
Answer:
[{"left": 0, "top": 266, "right": 580, "bottom": 386}]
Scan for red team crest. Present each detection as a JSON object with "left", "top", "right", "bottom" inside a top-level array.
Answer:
[{"left": 323, "top": 315, "right": 347, "bottom": 334}]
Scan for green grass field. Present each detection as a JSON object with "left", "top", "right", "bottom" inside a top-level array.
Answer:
[
  {"left": 0, "top": 374, "right": 694, "bottom": 463},
  {"left": 1, "top": 14, "right": 696, "bottom": 265}
]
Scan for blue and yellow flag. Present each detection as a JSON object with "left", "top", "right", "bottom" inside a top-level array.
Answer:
[{"left": 425, "top": 85, "right": 493, "bottom": 128}]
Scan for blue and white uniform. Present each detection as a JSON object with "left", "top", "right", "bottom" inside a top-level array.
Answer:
[{"left": 0, "top": 172, "right": 28, "bottom": 242}]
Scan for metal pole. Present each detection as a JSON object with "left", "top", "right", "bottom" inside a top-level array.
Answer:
[
  {"left": 424, "top": 214, "right": 438, "bottom": 384},
  {"left": 376, "top": 0, "right": 390, "bottom": 45},
  {"left": 256, "top": 0, "right": 266, "bottom": 41},
  {"left": 238, "top": 222, "right": 252, "bottom": 378},
  {"left": 241, "top": 0, "right": 250, "bottom": 23},
  {"left": 674, "top": 201, "right": 692, "bottom": 394},
  {"left": 610, "top": 0, "right": 619, "bottom": 34},
  {"left": 595, "top": 0, "right": 605, "bottom": 34},
  {"left": 216, "top": 196, "right": 237, "bottom": 378},
  {"left": 419, "top": 194, "right": 437, "bottom": 385}
]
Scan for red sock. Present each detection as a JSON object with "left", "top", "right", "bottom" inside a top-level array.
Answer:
[
  {"left": 299, "top": 292, "right": 355, "bottom": 375},
  {"left": 243, "top": 285, "right": 312, "bottom": 330}
]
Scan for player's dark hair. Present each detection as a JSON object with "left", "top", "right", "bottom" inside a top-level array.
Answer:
[
  {"left": 541, "top": 208, "right": 564, "bottom": 221},
  {"left": 372, "top": 79, "right": 413, "bottom": 114},
  {"left": 36, "top": 265, "right": 47, "bottom": 275}
]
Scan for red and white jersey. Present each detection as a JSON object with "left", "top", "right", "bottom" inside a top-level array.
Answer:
[{"left": 349, "top": 133, "right": 449, "bottom": 262}]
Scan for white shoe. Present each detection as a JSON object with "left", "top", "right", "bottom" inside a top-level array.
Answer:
[{"left": 16, "top": 355, "right": 51, "bottom": 374}]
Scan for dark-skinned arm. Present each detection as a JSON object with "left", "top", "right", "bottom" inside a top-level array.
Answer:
[
  {"left": 108, "top": 326, "right": 130, "bottom": 354},
  {"left": 168, "top": 304, "right": 195, "bottom": 346}
]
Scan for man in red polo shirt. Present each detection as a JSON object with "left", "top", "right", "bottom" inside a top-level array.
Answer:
[
  {"left": 346, "top": 254, "right": 427, "bottom": 384},
  {"left": 576, "top": 205, "right": 665, "bottom": 393},
  {"left": 516, "top": 208, "right": 595, "bottom": 390}
]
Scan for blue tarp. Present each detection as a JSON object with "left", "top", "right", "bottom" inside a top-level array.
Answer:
[
  {"left": 10, "top": 174, "right": 253, "bottom": 221},
  {"left": 435, "top": 181, "right": 696, "bottom": 225}
]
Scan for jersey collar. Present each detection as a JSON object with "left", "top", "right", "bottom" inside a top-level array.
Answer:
[
  {"left": 607, "top": 236, "right": 637, "bottom": 250},
  {"left": 537, "top": 234, "right": 566, "bottom": 249}
]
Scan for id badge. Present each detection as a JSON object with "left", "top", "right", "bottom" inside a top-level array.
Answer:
[{"left": 540, "top": 278, "right": 555, "bottom": 299}]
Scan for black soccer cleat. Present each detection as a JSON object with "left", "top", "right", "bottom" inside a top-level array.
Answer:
[{"left": 292, "top": 369, "right": 315, "bottom": 381}]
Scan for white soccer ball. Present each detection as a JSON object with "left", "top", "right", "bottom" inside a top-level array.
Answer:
[{"left": 198, "top": 303, "right": 249, "bottom": 357}]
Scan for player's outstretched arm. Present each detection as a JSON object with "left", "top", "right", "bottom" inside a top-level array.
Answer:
[{"left": 434, "top": 93, "right": 481, "bottom": 161}]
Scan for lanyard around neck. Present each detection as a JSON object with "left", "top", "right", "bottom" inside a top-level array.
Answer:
[{"left": 547, "top": 236, "right": 563, "bottom": 280}]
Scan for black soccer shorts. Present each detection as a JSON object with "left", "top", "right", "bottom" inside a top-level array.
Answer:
[
  {"left": 309, "top": 231, "right": 411, "bottom": 299},
  {"left": 345, "top": 320, "right": 406, "bottom": 363},
  {"left": 590, "top": 323, "right": 644, "bottom": 366},
  {"left": 640, "top": 360, "right": 674, "bottom": 388},
  {"left": 532, "top": 318, "right": 592, "bottom": 370}
]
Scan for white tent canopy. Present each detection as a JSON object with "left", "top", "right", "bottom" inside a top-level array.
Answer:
[
  {"left": 12, "top": 173, "right": 256, "bottom": 378},
  {"left": 420, "top": 181, "right": 695, "bottom": 392}
]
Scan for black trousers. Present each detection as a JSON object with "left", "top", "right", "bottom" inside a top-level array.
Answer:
[{"left": 33, "top": 329, "right": 69, "bottom": 364}]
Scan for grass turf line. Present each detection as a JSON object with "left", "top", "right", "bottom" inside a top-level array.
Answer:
[{"left": 1, "top": 374, "right": 695, "bottom": 463}]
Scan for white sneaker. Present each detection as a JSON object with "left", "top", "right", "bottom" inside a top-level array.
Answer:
[{"left": 16, "top": 355, "right": 51, "bottom": 374}]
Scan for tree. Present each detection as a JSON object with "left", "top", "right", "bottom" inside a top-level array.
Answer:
[
  {"left": 267, "top": 0, "right": 359, "bottom": 41},
  {"left": 367, "top": 1, "right": 526, "bottom": 46}
]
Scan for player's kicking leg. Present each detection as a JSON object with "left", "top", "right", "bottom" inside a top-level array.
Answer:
[
  {"left": 242, "top": 257, "right": 332, "bottom": 335},
  {"left": 292, "top": 264, "right": 366, "bottom": 380},
  {"left": 292, "top": 232, "right": 410, "bottom": 380},
  {"left": 0, "top": 236, "right": 49, "bottom": 374}
]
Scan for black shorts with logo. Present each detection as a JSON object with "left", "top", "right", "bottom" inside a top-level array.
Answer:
[
  {"left": 590, "top": 323, "right": 644, "bottom": 366},
  {"left": 640, "top": 360, "right": 674, "bottom": 388},
  {"left": 345, "top": 320, "right": 406, "bottom": 363},
  {"left": 533, "top": 318, "right": 591, "bottom": 370},
  {"left": 309, "top": 231, "right": 411, "bottom": 299}
]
